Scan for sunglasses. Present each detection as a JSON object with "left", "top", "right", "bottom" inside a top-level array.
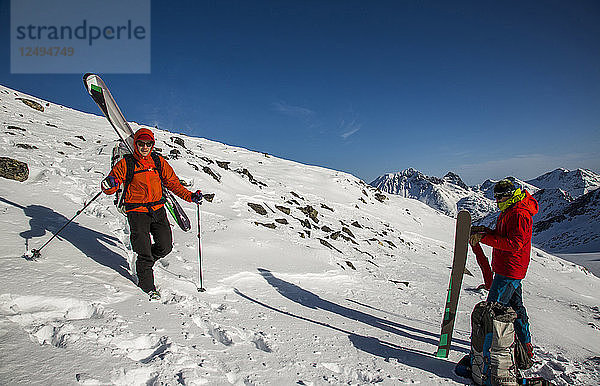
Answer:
[
  {"left": 136, "top": 140, "right": 154, "bottom": 148},
  {"left": 494, "top": 193, "right": 510, "bottom": 200}
]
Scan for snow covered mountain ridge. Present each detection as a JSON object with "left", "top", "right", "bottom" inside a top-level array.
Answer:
[
  {"left": 370, "top": 169, "right": 496, "bottom": 221},
  {"left": 371, "top": 168, "right": 600, "bottom": 253},
  {"left": 1, "top": 83, "right": 599, "bottom": 385},
  {"left": 528, "top": 168, "right": 600, "bottom": 198}
]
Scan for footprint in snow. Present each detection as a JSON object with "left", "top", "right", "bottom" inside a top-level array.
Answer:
[
  {"left": 114, "top": 334, "right": 171, "bottom": 363},
  {"left": 525, "top": 348, "right": 600, "bottom": 385},
  {"left": 0, "top": 294, "right": 105, "bottom": 325}
]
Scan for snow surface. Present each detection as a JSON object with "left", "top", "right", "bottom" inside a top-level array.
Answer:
[
  {"left": 557, "top": 253, "right": 600, "bottom": 279},
  {"left": 1, "top": 84, "right": 599, "bottom": 385}
]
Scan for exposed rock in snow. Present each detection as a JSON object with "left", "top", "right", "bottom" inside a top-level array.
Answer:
[{"left": 0, "top": 157, "right": 29, "bottom": 182}]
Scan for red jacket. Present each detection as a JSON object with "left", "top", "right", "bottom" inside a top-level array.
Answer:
[
  {"left": 480, "top": 191, "right": 539, "bottom": 279},
  {"left": 102, "top": 129, "right": 192, "bottom": 212}
]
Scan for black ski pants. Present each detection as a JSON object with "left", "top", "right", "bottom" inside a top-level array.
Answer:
[{"left": 127, "top": 206, "right": 172, "bottom": 293}]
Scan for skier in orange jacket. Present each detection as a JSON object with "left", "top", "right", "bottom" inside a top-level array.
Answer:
[{"left": 102, "top": 128, "right": 202, "bottom": 299}]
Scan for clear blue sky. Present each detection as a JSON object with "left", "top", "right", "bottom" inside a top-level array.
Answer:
[{"left": 2, "top": 0, "right": 599, "bottom": 185}]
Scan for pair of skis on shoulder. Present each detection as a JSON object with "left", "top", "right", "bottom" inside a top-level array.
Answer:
[{"left": 83, "top": 73, "right": 190, "bottom": 232}]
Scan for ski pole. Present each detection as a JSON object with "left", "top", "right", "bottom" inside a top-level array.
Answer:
[
  {"left": 29, "top": 190, "right": 103, "bottom": 259},
  {"left": 197, "top": 202, "right": 206, "bottom": 292}
]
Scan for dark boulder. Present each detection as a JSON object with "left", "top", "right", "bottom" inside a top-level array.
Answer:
[
  {"left": 171, "top": 136, "right": 186, "bottom": 148},
  {"left": 248, "top": 203, "right": 267, "bottom": 215},
  {"left": 298, "top": 205, "right": 319, "bottom": 223},
  {"left": 16, "top": 98, "right": 44, "bottom": 112},
  {"left": 216, "top": 160, "right": 230, "bottom": 170},
  {"left": 16, "top": 143, "right": 38, "bottom": 150},
  {"left": 275, "top": 205, "right": 291, "bottom": 215},
  {"left": 0, "top": 157, "right": 29, "bottom": 182}
]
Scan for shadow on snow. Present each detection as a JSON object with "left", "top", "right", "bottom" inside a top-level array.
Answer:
[
  {"left": 234, "top": 268, "right": 468, "bottom": 382},
  {"left": 1, "top": 196, "right": 134, "bottom": 283}
]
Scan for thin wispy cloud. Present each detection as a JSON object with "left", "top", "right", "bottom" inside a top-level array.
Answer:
[
  {"left": 339, "top": 119, "right": 361, "bottom": 140},
  {"left": 272, "top": 101, "right": 315, "bottom": 118}
]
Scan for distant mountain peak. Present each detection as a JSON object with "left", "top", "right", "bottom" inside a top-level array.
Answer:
[{"left": 443, "top": 172, "right": 468, "bottom": 190}]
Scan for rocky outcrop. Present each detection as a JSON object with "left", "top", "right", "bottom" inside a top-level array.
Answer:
[
  {"left": 254, "top": 222, "right": 276, "bottom": 229},
  {"left": 170, "top": 136, "right": 186, "bottom": 148},
  {"left": 216, "top": 161, "right": 230, "bottom": 170},
  {"left": 236, "top": 168, "right": 267, "bottom": 187},
  {"left": 16, "top": 143, "right": 38, "bottom": 150},
  {"left": 275, "top": 205, "right": 291, "bottom": 215},
  {"left": 203, "top": 166, "right": 221, "bottom": 182},
  {"left": 248, "top": 203, "right": 267, "bottom": 215},
  {"left": 298, "top": 205, "right": 319, "bottom": 223},
  {"left": 0, "top": 157, "right": 29, "bottom": 182},
  {"left": 15, "top": 98, "right": 44, "bottom": 112},
  {"left": 374, "top": 193, "right": 387, "bottom": 203}
]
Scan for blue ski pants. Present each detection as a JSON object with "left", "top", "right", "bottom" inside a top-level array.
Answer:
[{"left": 487, "top": 274, "right": 531, "bottom": 344}]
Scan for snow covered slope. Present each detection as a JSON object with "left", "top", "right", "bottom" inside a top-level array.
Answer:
[
  {"left": 533, "top": 188, "right": 600, "bottom": 253},
  {"left": 1, "top": 84, "right": 599, "bottom": 385}
]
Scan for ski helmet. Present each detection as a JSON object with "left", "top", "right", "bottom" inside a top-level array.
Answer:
[{"left": 494, "top": 179, "right": 516, "bottom": 199}]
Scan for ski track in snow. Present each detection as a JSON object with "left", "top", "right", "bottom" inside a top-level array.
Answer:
[{"left": 1, "top": 84, "right": 600, "bottom": 385}]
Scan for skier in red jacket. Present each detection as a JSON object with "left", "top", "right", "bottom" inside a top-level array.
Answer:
[
  {"left": 101, "top": 128, "right": 203, "bottom": 300},
  {"left": 470, "top": 179, "right": 539, "bottom": 358}
]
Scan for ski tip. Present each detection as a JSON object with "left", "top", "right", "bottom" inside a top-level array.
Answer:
[
  {"left": 83, "top": 72, "right": 98, "bottom": 80},
  {"left": 82, "top": 73, "right": 101, "bottom": 92}
]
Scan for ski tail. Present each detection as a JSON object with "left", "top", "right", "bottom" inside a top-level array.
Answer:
[
  {"left": 165, "top": 198, "right": 191, "bottom": 232},
  {"left": 83, "top": 73, "right": 135, "bottom": 153},
  {"left": 436, "top": 210, "right": 471, "bottom": 358}
]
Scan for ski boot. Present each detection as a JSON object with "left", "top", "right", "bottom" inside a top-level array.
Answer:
[{"left": 148, "top": 289, "right": 161, "bottom": 301}]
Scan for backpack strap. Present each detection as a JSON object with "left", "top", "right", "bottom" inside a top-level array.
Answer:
[
  {"left": 117, "top": 154, "right": 137, "bottom": 209},
  {"left": 150, "top": 151, "right": 163, "bottom": 178}
]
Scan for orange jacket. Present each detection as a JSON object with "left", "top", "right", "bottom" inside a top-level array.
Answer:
[{"left": 102, "top": 128, "right": 192, "bottom": 212}]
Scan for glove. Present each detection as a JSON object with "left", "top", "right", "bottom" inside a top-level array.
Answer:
[
  {"left": 471, "top": 225, "right": 492, "bottom": 235},
  {"left": 469, "top": 232, "right": 484, "bottom": 247},
  {"left": 101, "top": 176, "right": 119, "bottom": 191},
  {"left": 191, "top": 190, "right": 203, "bottom": 204}
]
